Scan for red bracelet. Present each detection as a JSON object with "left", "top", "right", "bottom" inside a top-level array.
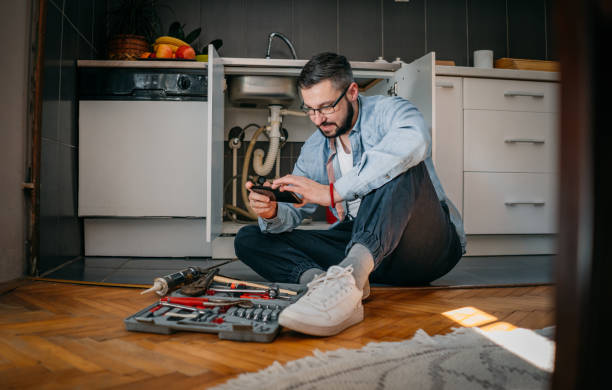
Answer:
[{"left": 330, "top": 183, "right": 336, "bottom": 208}]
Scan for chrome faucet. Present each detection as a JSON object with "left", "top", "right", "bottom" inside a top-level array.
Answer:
[{"left": 265, "top": 32, "right": 297, "bottom": 59}]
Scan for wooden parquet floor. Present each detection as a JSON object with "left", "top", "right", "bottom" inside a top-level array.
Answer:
[{"left": 0, "top": 280, "right": 554, "bottom": 389}]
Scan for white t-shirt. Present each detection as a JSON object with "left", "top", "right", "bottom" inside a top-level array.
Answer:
[{"left": 336, "top": 137, "right": 361, "bottom": 217}]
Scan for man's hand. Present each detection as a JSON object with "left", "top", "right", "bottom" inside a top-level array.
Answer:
[
  {"left": 246, "top": 181, "right": 278, "bottom": 219},
  {"left": 273, "top": 175, "right": 342, "bottom": 208}
]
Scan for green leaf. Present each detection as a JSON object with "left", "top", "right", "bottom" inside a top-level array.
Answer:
[
  {"left": 209, "top": 39, "right": 223, "bottom": 51},
  {"left": 185, "top": 28, "right": 201, "bottom": 45},
  {"left": 168, "top": 21, "right": 181, "bottom": 37}
]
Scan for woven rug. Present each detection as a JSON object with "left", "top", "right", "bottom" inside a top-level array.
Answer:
[{"left": 212, "top": 327, "right": 555, "bottom": 390}]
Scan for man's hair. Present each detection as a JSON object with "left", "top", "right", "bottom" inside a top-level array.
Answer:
[{"left": 297, "top": 52, "right": 354, "bottom": 90}]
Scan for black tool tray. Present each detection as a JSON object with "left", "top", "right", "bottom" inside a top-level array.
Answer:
[{"left": 125, "top": 282, "right": 306, "bottom": 343}]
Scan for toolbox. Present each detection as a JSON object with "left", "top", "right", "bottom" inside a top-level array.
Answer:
[{"left": 125, "top": 281, "right": 306, "bottom": 343}]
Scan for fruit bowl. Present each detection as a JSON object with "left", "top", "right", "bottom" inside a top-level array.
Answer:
[{"left": 137, "top": 58, "right": 196, "bottom": 62}]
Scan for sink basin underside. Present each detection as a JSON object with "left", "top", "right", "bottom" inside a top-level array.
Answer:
[{"left": 228, "top": 75, "right": 298, "bottom": 106}]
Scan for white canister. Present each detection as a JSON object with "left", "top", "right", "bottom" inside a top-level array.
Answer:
[{"left": 474, "top": 50, "right": 493, "bottom": 68}]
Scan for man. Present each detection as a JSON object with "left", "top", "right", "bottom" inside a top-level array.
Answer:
[{"left": 235, "top": 52, "right": 466, "bottom": 336}]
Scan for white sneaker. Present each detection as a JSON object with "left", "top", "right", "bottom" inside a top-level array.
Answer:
[
  {"left": 362, "top": 279, "right": 370, "bottom": 301},
  {"left": 279, "top": 265, "right": 364, "bottom": 336}
]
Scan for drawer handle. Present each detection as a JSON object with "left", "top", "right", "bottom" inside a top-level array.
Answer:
[
  {"left": 504, "top": 138, "right": 546, "bottom": 144},
  {"left": 505, "top": 201, "right": 546, "bottom": 207},
  {"left": 436, "top": 81, "right": 454, "bottom": 88},
  {"left": 504, "top": 90, "right": 545, "bottom": 98}
]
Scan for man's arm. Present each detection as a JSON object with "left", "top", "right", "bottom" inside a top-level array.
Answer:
[{"left": 334, "top": 97, "right": 429, "bottom": 202}]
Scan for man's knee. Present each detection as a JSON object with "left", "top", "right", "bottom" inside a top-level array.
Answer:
[{"left": 234, "top": 224, "right": 263, "bottom": 259}]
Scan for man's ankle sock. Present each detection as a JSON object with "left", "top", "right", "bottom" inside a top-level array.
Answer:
[
  {"left": 299, "top": 268, "right": 323, "bottom": 284},
  {"left": 339, "top": 243, "right": 374, "bottom": 290}
]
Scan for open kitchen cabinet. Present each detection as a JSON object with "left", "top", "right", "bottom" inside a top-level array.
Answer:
[{"left": 213, "top": 53, "right": 437, "bottom": 259}]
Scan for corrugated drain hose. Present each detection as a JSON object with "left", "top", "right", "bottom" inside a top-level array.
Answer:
[{"left": 239, "top": 125, "right": 268, "bottom": 219}]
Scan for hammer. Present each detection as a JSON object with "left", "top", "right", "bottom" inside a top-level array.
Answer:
[{"left": 213, "top": 275, "right": 297, "bottom": 296}]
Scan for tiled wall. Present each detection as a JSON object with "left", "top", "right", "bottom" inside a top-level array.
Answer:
[
  {"left": 160, "top": 0, "right": 556, "bottom": 66},
  {"left": 39, "top": 0, "right": 106, "bottom": 273}
]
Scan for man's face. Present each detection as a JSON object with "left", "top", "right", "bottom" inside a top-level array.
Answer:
[{"left": 300, "top": 79, "right": 356, "bottom": 139}]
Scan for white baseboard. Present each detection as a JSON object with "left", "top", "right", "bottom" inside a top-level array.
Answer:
[{"left": 464, "top": 234, "right": 558, "bottom": 256}]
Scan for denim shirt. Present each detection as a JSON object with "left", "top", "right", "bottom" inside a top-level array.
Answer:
[{"left": 258, "top": 94, "right": 467, "bottom": 253}]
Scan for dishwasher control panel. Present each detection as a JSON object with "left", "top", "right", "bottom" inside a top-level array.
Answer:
[{"left": 78, "top": 67, "right": 208, "bottom": 101}]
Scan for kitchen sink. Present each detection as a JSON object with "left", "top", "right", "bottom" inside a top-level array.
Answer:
[{"left": 228, "top": 75, "right": 298, "bottom": 107}]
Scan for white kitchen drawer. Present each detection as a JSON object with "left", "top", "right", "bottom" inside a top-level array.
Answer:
[
  {"left": 463, "top": 78, "right": 559, "bottom": 113},
  {"left": 463, "top": 172, "right": 557, "bottom": 234},
  {"left": 464, "top": 110, "right": 558, "bottom": 173}
]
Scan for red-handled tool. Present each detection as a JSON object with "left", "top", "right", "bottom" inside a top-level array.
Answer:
[
  {"left": 160, "top": 296, "right": 254, "bottom": 308},
  {"left": 240, "top": 293, "right": 272, "bottom": 300}
]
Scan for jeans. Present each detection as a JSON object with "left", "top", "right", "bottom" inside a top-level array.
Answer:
[{"left": 234, "top": 162, "right": 463, "bottom": 285}]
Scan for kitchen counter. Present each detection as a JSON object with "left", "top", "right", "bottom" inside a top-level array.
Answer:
[
  {"left": 77, "top": 58, "right": 400, "bottom": 83},
  {"left": 77, "top": 58, "right": 400, "bottom": 71},
  {"left": 78, "top": 60, "right": 560, "bottom": 83},
  {"left": 436, "top": 65, "right": 560, "bottom": 82}
]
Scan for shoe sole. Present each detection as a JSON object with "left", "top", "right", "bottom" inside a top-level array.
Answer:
[
  {"left": 362, "top": 284, "right": 370, "bottom": 301},
  {"left": 279, "top": 303, "right": 364, "bottom": 337}
]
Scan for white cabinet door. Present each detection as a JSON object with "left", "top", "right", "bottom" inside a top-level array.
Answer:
[
  {"left": 206, "top": 45, "right": 224, "bottom": 243},
  {"left": 364, "top": 52, "right": 435, "bottom": 134},
  {"left": 434, "top": 76, "right": 463, "bottom": 215}
]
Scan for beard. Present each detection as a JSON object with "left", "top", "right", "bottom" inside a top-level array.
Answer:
[{"left": 317, "top": 101, "right": 354, "bottom": 139}]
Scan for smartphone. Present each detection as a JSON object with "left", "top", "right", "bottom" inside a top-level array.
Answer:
[{"left": 250, "top": 185, "right": 302, "bottom": 203}]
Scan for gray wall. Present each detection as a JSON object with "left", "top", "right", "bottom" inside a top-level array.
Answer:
[
  {"left": 161, "top": 0, "right": 556, "bottom": 65},
  {"left": 39, "top": 0, "right": 107, "bottom": 273},
  {"left": 0, "top": 0, "right": 31, "bottom": 282}
]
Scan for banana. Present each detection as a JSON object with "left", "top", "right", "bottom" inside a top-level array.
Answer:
[{"left": 154, "top": 36, "right": 189, "bottom": 48}]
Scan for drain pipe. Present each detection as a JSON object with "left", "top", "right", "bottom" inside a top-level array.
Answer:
[{"left": 253, "top": 105, "right": 282, "bottom": 177}]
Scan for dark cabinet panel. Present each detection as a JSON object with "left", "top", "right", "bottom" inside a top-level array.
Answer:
[
  {"left": 383, "top": 0, "right": 425, "bottom": 63},
  {"left": 245, "top": 0, "right": 294, "bottom": 59},
  {"left": 40, "top": 139, "right": 60, "bottom": 266},
  {"left": 176, "top": 0, "right": 551, "bottom": 63},
  {"left": 202, "top": 0, "right": 248, "bottom": 57},
  {"left": 339, "top": 0, "right": 381, "bottom": 61},
  {"left": 59, "top": 23, "right": 77, "bottom": 146},
  {"left": 93, "top": 0, "right": 107, "bottom": 57},
  {"left": 294, "top": 0, "right": 338, "bottom": 60},
  {"left": 508, "top": 0, "right": 546, "bottom": 60},
  {"left": 545, "top": 0, "right": 557, "bottom": 60},
  {"left": 427, "top": 0, "right": 468, "bottom": 66},
  {"left": 42, "top": 4, "right": 62, "bottom": 142},
  {"left": 467, "top": 0, "right": 507, "bottom": 65}
]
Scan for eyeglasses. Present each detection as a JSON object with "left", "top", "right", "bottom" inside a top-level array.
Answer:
[{"left": 300, "top": 84, "right": 350, "bottom": 116}]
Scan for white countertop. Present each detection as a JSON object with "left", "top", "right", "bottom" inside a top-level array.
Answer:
[
  {"left": 436, "top": 65, "right": 560, "bottom": 82},
  {"left": 77, "top": 60, "right": 560, "bottom": 82},
  {"left": 77, "top": 58, "right": 400, "bottom": 71}
]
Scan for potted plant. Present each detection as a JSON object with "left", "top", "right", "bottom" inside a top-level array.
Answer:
[{"left": 107, "top": 0, "right": 165, "bottom": 60}]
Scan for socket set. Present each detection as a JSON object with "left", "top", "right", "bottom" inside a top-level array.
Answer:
[{"left": 125, "top": 282, "right": 305, "bottom": 342}]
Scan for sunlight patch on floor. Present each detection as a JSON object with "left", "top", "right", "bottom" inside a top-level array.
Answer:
[
  {"left": 442, "top": 306, "right": 498, "bottom": 327},
  {"left": 442, "top": 306, "right": 555, "bottom": 372}
]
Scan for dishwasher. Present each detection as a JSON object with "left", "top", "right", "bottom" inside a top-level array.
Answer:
[{"left": 77, "top": 57, "right": 224, "bottom": 257}]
